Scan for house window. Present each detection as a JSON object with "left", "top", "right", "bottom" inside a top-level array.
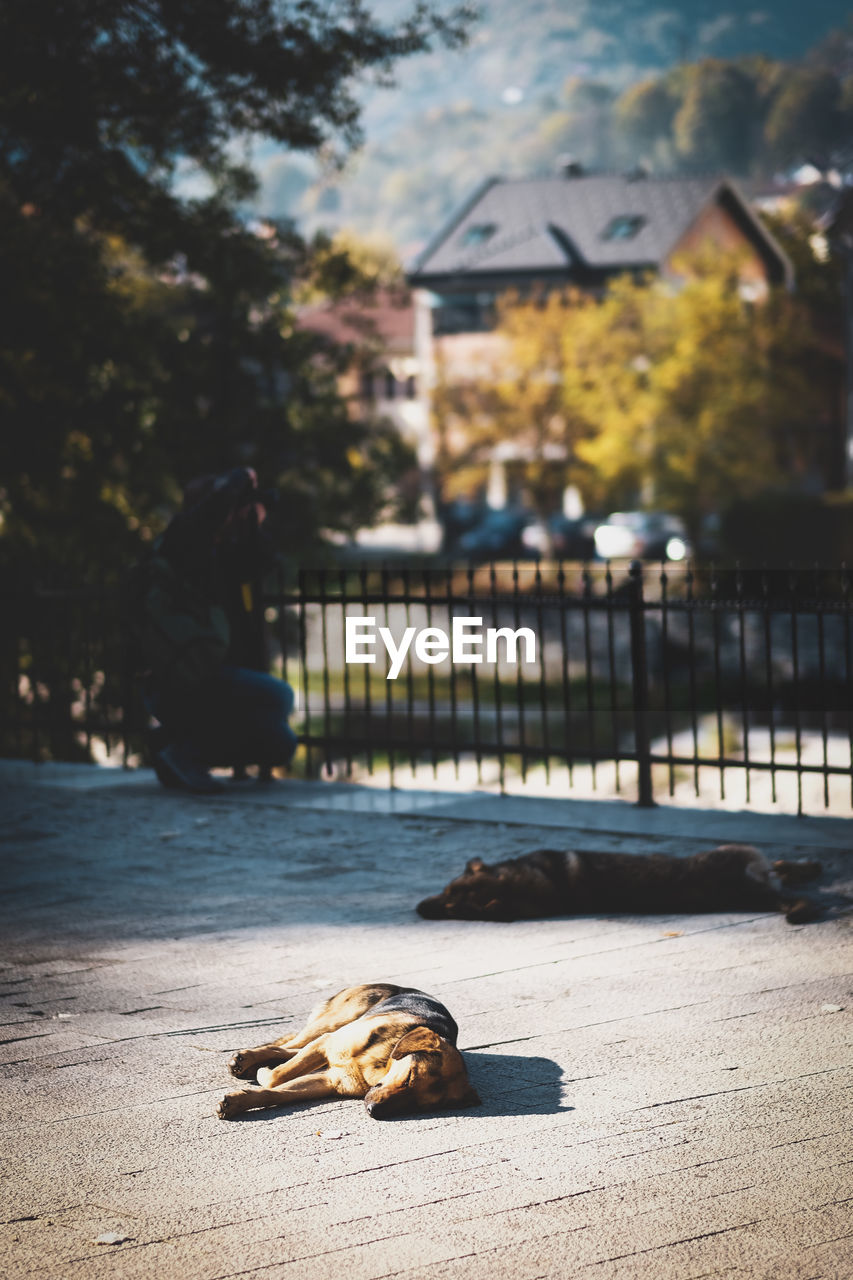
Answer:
[
  {"left": 384, "top": 369, "right": 397, "bottom": 400},
  {"left": 602, "top": 214, "right": 646, "bottom": 241},
  {"left": 460, "top": 222, "right": 497, "bottom": 248}
]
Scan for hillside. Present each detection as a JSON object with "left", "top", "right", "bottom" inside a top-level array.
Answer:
[{"left": 249, "top": 1, "right": 853, "bottom": 253}]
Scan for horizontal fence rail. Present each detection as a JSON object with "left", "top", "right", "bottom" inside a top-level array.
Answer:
[{"left": 3, "top": 562, "right": 853, "bottom": 813}]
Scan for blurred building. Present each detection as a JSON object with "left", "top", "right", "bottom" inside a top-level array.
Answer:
[
  {"left": 297, "top": 286, "right": 432, "bottom": 471},
  {"left": 408, "top": 170, "right": 794, "bottom": 340},
  {"left": 406, "top": 170, "right": 816, "bottom": 509}
]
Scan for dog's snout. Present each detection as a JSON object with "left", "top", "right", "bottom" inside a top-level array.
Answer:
[
  {"left": 364, "top": 1096, "right": 389, "bottom": 1119},
  {"left": 416, "top": 896, "right": 445, "bottom": 919},
  {"left": 364, "top": 1090, "right": 399, "bottom": 1119}
]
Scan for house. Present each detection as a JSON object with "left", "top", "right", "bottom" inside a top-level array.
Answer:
[
  {"left": 297, "top": 287, "right": 443, "bottom": 551},
  {"left": 408, "top": 170, "right": 794, "bottom": 339},
  {"left": 406, "top": 170, "right": 804, "bottom": 514},
  {"left": 297, "top": 286, "right": 432, "bottom": 471}
]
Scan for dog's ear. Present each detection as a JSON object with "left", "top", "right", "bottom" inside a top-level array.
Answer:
[
  {"left": 391, "top": 1027, "right": 443, "bottom": 1058},
  {"left": 465, "top": 858, "right": 484, "bottom": 874}
]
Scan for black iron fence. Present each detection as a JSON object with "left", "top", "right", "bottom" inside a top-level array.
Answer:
[
  {"left": 3, "top": 561, "right": 853, "bottom": 813},
  {"left": 267, "top": 562, "right": 853, "bottom": 813}
]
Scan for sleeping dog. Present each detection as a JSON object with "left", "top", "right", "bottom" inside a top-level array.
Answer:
[
  {"left": 416, "top": 844, "right": 822, "bottom": 924},
  {"left": 218, "top": 983, "right": 480, "bottom": 1120}
]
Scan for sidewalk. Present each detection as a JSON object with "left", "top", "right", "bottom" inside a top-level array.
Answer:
[{"left": 1, "top": 760, "right": 851, "bottom": 1280}]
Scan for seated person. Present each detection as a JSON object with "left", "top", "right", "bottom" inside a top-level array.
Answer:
[{"left": 135, "top": 467, "right": 297, "bottom": 794}]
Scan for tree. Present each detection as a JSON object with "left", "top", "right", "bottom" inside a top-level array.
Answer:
[
  {"left": 435, "top": 252, "right": 834, "bottom": 541},
  {"left": 0, "top": 0, "right": 473, "bottom": 574},
  {"left": 763, "top": 69, "right": 845, "bottom": 167},
  {"left": 613, "top": 79, "right": 677, "bottom": 168},
  {"left": 672, "top": 61, "right": 758, "bottom": 174}
]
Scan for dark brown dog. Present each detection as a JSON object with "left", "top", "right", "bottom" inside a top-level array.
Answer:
[
  {"left": 416, "top": 845, "right": 822, "bottom": 924},
  {"left": 218, "top": 983, "right": 480, "bottom": 1121}
]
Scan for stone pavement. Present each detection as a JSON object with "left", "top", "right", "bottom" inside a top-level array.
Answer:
[{"left": 1, "top": 760, "right": 852, "bottom": 1280}]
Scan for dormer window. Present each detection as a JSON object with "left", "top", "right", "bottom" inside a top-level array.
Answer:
[
  {"left": 460, "top": 222, "right": 497, "bottom": 248},
  {"left": 602, "top": 214, "right": 646, "bottom": 241}
]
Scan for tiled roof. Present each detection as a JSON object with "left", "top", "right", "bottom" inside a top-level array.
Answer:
[
  {"left": 297, "top": 288, "right": 414, "bottom": 350},
  {"left": 411, "top": 174, "right": 729, "bottom": 279}
]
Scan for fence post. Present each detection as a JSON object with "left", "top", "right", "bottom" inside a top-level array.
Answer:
[{"left": 628, "top": 560, "right": 655, "bottom": 807}]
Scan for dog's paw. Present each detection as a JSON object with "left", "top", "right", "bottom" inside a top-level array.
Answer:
[
  {"left": 228, "top": 1050, "right": 254, "bottom": 1079},
  {"left": 256, "top": 1066, "right": 274, "bottom": 1088},
  {"left": 217, "top": 1090, "right": 247, "bottom": 1120}
]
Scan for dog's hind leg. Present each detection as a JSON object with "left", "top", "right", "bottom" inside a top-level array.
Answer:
[
  {"left": 217, "top": 1069, "right": 354, "bottom": 1119},
  {"left": 276, "top": 985, "right": 401, "bottom": 1050},
  {"left": 229, "top": 986, "right": 403, "bottom": 1079}
]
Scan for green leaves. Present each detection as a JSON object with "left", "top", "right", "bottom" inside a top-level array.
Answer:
[{"left": 0, "top": 1, "right": 470, "bottom": 574}]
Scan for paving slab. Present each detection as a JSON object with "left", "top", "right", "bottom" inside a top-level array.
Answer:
[{"left": 1, "top": 760, "right": 851, "bottom": 1280}]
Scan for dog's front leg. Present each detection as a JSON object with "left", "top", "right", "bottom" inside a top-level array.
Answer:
[
  {"left": 217, "top": 1069, "right": 353, "bottom": 1119},
  {"left": 247, "top": 1037, "right": 330, "bottom": 1086},
  {"left": 228, "top": 1042, "right": 298, "bottom": 1079}
]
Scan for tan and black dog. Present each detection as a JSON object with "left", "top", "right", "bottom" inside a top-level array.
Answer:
[
  {"left": 416, "top": 844, "right": 822, "bottom": 924},
  {"left": 218, "top": 983, "right": 480, "bottom": 1121}
]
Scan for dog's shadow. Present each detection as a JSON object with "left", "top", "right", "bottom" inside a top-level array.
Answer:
[{"left": 463, "top": 1050, "right": 570, "bottom": 1118}]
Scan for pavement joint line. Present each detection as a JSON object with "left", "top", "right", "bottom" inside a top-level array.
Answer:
[{"left": 630, "top": 1066, "right": 848, "bottom": 1111}]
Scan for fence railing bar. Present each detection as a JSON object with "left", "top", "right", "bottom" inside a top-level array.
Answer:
[
  {"left": 685, "top": 563, "right": 700, "bottom": 797},
  {"left": 760, "top": 568, "right": 778, "bottom": 805},
  {"left": 813, "top": 565, "right": 830, "bottom": 809},
  {"left": 627, "top": 560, "right": 654, "bottom": 807},
  {"left": 511, "top": 563, "right": 528, "bottom": 784},
  {"left": 534, "top": 562, "right": 551, "bottom": 785},
  {"left": 358, "top": 566, "right": 374, "bottom": 776},
  {"left": 659, "top": 562, "right": 675, "bottom": 798},
  {"left": 710, "top": 566, "right": 726, "bottom": 803},
  {"left": 339, "top": 568, "right": 354, "bottom": 780},
  {"left": 297, "top": 567, "right": 313, "bottom": 779},
  {"left": 319, "top": 568, "right": 334, "bottom": 779},
  {"left": 844, "top": 565, "right": 853, "bottom": 807},
  {"left": 446, "top": 563, "right": 461, "bottom": 780},
  {"left": 557, "top": 562, "right": 575, "bottom": 790},
  {"left": 398, "top": 564, "right": 414, "bottom": 780},
  {"left": 735, "top": 565, "right": 751, "bottom": 806},
  {"left": 789, "top": 568, "right": 804, "bottom": 816},
  {"left": 488, "top": 563, "right": 505, "bottom": 792},
  {"left": 604, "top": 563, "right": 622, "bottom": 794},
  {"left": 582, "top": 564, "right": 598, "bottom": 793},
  {"left": 379, "top": 563, "right": 395, "bottom": 788},
  {"left": 424, "top": 569, "right": 440, "bottom": 779},
  {"left": 465, "top": 566, "right": 483, "bottom": 787}
]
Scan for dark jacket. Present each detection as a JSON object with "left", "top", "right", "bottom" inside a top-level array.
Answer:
[{"left": 132, "top": 470, "right": 257, "bottom": 698}]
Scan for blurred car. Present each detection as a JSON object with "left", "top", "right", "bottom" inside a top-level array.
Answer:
[
  {"left": 457, "top": 508, "right": 538, "bottom": 560},
  {"left": 518, "top": 514, "right": 598, "bottom": 559},
  {"left": 547, "top": 514, "right": 598, "bottom": 560},
  {"left": 593, "top": 511, "right": 691, "bottom": 562}
]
